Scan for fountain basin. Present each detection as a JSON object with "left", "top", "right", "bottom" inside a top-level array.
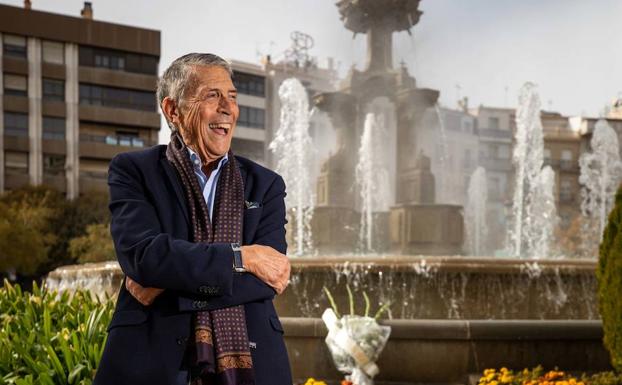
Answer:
[
  {"left": 282, "top": 318, "right": 610, "bottom": 384},
  {"left": 47, "top": 257, "right": 598, "bottom": 320}
]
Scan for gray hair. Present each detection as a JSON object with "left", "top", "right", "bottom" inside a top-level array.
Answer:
[{"left": 157, "top": 53, "right": 233, "bottom": 130}]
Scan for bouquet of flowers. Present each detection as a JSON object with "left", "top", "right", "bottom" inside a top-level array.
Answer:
[{"left": 322, "top": 286, "right": 391, "bottom": 385}]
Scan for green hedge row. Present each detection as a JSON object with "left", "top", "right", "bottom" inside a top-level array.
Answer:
[{"left": 0, "top": 280, "right": 114, "bottom": 385}]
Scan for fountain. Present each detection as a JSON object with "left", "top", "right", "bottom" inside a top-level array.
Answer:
[
  {"left": 509, "top": 83, "right": 558, "bottom": 258},
  {"left": 270, "top": 78, "right": 316, "bottom": 256},
  {"left": 45, "top": 1, "right": 610, "bottom": 384},
  {"left": 355, "top": 113, "right": 392, "bottom": 253},
  {"left": 579, "top": 119, "right": 622, "bottom": 256},
  {"left": 465, "top": 167, "right": 488, "bottom": 256}
]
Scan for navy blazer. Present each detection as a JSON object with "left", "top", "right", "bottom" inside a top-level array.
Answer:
[{"left": 94, "top": 145, "right": 292, "bottom": 385}]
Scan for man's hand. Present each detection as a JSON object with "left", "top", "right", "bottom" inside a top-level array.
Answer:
[
  {"left": 125, "top": 277, "right": 164, "bottom": 306},
  {"left": 241, "top": 245, "right": 290, "bottom": 294}
]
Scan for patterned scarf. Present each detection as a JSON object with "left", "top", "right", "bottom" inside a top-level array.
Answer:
[{"left": 166, "top": 131, "right": 254, "bottom": 385}]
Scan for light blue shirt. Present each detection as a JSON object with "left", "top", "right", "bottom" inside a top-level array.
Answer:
[{"left": 187, "top": 147, "right": 229, "bottom": 220}]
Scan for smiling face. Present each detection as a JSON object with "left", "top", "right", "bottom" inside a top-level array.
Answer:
[{"left": 177, "top": 65, "right": 238, "bottom": 166}]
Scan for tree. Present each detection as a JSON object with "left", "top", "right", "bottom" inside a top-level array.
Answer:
[
  {"left": 0, "top": 189, "right": 59, "bottom": 276},
  {"left": 69, "top": 222, "right": 115, "bottom": 263},
  {"left": 597, "top": 184, "right": 622, "bottom": 372}
]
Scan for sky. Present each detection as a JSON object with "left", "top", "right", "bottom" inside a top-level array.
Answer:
[{"left": 3, "top": 0, "right": 621, "bottom": 141}]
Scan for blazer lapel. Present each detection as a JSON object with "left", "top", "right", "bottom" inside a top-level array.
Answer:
[
  {"left": 238, "top": 158, "right": 255, "bottom": 245},
  {"left": 159, "top": 156, "right": 190, "bottom": 226}
]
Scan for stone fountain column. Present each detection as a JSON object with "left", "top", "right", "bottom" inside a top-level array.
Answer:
[{"left": 312, "top": 92, "right": 360, "bottom": 254}]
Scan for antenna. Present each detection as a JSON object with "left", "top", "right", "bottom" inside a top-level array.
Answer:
[{"left": 284, "top": 31, "right": 316, "bottom": 68}]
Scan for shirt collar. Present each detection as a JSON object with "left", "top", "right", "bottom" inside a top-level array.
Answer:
[{"left": 187, "top": 147, "right": 229, "bottom": 173}]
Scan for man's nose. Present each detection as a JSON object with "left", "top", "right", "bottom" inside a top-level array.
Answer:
[{"left": 217, "top": 95, "right": 233, "bottom": 115}]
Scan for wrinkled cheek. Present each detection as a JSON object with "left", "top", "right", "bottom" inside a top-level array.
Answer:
[{"left": 180, "top": 104, "right": 204, "bottom": 145}]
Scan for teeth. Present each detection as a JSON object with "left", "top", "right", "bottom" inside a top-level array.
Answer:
[{"left": 209, "top": 123, "right": 230, "bottom": 132}]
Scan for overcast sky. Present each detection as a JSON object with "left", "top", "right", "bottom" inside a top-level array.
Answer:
[{"left": 3, "top": 0, "right": 621, "bottom": 134}]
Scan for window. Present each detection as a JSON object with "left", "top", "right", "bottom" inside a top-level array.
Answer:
[
  {"left": 231, "top": 138, "right": 264, "bottom": 163},
  {"left": 5, "top": 151, "right": 28, "bottom": 175},
  {"left": 560, "top": 179, "right": 573, "bottom": 203},
  {"left": 464, "top": 149, "right": 472, "bottom": 169},
  {"left": 43, "top": 78, "right": 65, "bottom": 101},
  {"left": 238, "top": 106, "right": 265, "bottom": 129},
  {"left": 79, "top": 83, "right": 156, "bottom": 111},
  {"left": 4, "top": 74, "right": 27, "bottom": 97},
  {"left": 463, "top": 119, "right": 473, "bottom": 134},
  {"left": 560, "top": 149, "right": 574, "bottom": 170},
  {"left": 4, "top": 112, "right": 28, "bottom": 137},
  {"left": 43, "top": 154, "right": 65, "bottom": 175},
  {"left": 498, "top": 144, "right": 510, "bottom": 159},
  {"left": 42, "top": 116, "right": 65, "bottom": 140},
  {"left": 79, "top": 124, "right": 150, "bottom": 147},
  {"left": 488, "top": 117, "right": 500, "bottom": 130},
  {"left": 234, "top": 72, "right": 265, "bottom": 97},
  {"left": 3, "top": 35, "right": 26, "bottom": 59},
  {"left": 42, "top": 41, "right": 64, "bottom": 64},
  {"left": 79, "top": 46, "right": 158, "bottom": 75}
]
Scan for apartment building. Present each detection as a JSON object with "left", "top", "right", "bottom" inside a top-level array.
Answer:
[
  {"left": 471, "top": 106, "right": 514, "bottom": 251},
  {"left": 229, "top": 60, "right": 269, "bottom": 164},
  {"left": 229, "top": 56, "right": 338, "bottom": 168},
  {"left": 541, "top": 111, "right": 582, "bottom": 226},
  {"left": 0, "top": 2, "right": 160, "bottom": 198}
]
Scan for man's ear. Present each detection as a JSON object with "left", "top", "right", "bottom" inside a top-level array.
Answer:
[{"left": 161, "top": 97, "right": 181, "bottom": 128}]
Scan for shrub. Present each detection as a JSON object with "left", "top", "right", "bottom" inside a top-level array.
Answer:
[
  {"left": 597, "top": 186, "right": 622, "bottom": 372},
  {"left": 69, "top": 223, "right": 115, "bottom": 264},
  {"left": 0, "top": 279, "right": 114, "bottom": 384}
]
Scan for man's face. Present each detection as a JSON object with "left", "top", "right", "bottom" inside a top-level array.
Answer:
[{"left": 179, "top": 65, "right": 238, "bottom": 162}]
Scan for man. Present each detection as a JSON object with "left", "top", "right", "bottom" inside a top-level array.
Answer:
[{"left": 94, "top": 53, "right": 292, "bottom": 385}]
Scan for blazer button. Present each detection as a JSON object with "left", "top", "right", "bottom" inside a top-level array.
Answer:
[{"left": 176, "top": 338, "right": 183, "bottom": 345}]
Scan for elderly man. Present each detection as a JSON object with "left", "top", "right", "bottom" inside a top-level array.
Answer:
[{"left": 94, "top": 53, "right": 292, "bottom": 385}]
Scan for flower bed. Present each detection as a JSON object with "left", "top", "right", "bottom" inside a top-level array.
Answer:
[{"left": 478, "top": 367, "right": 622, "bottom": 385}]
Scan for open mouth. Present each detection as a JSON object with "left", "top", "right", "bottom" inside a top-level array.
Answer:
[{"left": 208, "top": 123, "right": 231, "bottom": 136}]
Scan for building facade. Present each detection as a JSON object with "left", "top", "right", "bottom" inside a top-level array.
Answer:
[
  {"left": 471, "top": 106, "right": 514, "bottom": 252},
  {"left": 228, "top": 56, "right": 338, "bottom": 168},
  {"left": 0, "top": 2, "right": 160, "bottom": 198},
  {"left": 541, "top": 112, "right": 582, "bottom": 226}
]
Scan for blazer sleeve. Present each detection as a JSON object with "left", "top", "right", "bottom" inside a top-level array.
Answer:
[
  {"left": 108, "top": 152, "right": 234, "bottom": 296},
  {"left": 178, "top": 174, "right": 288, "bottom": 311}
]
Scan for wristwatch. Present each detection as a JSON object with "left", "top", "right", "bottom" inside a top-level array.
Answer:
[{"left": 231, "top": 242, "right": 246, "bottom": 273}]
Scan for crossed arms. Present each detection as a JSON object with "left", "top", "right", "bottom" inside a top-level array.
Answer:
[{"left": 108, "top": 153, "right": 290, "bottom": 309}]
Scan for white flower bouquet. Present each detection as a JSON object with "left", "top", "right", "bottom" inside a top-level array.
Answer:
[{"left": 322, "top": 286, "right": 391, "bottom": 385}]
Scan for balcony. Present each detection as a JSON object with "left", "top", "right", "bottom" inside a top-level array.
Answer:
[
  {"left": 79, "top": 133, "right": 157, "bottom": 159},
  {"left": 3, "top": 134, "right": 29, "bottom": 151},
  {"left": 559, "top": 160, "right": 578, "bottom": 172},
  {"left": 4, "top": 172, "right": 30, "bottom": 190},
  {"left": 559, "top": 191, "right": 575, "bottom": 204},
  {"left": 79, "top": 171, "right": 108, "bottom": 194},
  {"left": 42, "top": 174, "right": 67, "bottom": 193},
  {"left": 79, "top": 105, "right": 160, "bottom": 129},
  {"left": 479, "top": 129, "right": 512, "bottom": 140},
  {"left": 478, "top": 157, "right": 513, "bottom": 172}
]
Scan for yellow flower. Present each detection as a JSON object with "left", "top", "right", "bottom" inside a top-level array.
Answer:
[
  {"left": 485, "top": 369, "right": 496, "bottom": 376},
  {"left": 501, "top": 374, "right": 513, "bottom": 383},
  {"left": 490, "top": 380, "right": 499, "bottom": 385},
  {"left": 486, "top": 373, "right": 497, "bottom": 381}
]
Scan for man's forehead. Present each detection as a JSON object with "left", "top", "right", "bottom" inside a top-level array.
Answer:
[{"left": 193, "top": 65, "right": 234, "bottom": 88}]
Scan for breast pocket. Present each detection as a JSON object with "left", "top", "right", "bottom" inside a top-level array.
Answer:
[{"left": 243, "top": 207, "right": 263, "bottom": 244}]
